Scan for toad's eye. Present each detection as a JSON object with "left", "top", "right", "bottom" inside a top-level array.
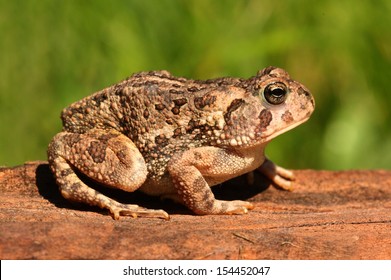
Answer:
[{"left": 263, "top": 82, "right": 288, "bottom": 105}]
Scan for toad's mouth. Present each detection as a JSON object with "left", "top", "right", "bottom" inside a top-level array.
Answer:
[{"left": 261, "top": 116, "right": 311, "bottom": 142}]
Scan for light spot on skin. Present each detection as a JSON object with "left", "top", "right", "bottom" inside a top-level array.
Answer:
[
  {"left": 217, "top": 119, "right": 225, "bottom": 130},
  {"left": 230, "top": 139, "right": 238, "bottom": 146}
]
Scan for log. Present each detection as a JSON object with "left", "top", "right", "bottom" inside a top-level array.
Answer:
[{"left": 0, "top": 161, "right": 390, "bottom": 259}]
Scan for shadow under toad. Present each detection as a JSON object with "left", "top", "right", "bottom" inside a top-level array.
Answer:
[{"left": 35, "top": 163, "right": 270, "bottom": 217}]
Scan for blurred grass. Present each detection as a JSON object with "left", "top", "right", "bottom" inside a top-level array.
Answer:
[{"left": 0, "top": 0, "right": 390, "bottom": 169}]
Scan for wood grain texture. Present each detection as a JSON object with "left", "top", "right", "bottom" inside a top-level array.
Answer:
[{"left": 0, "top": 162, "right": 390, "bottom": 259}]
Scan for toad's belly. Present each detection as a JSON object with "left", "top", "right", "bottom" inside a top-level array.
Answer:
[{"left": 139, "top": 151, "right": 265, "bottom": 197}]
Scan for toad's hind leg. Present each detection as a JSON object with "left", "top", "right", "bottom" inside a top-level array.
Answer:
[{"left": 47, "top": 129, "right": 169, "bottom": 220}]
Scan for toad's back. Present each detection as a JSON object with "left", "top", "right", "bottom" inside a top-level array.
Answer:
[{"left": 60, "top": 71, "right": 260, "bottom": 169}]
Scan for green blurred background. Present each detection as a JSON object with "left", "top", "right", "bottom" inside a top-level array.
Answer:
[{"left": 1, "top": 0, "right": 390, "bottom": 169}]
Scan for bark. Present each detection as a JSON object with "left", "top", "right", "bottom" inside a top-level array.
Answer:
[{"left": 0, "top": 161, "right": 390, "bottom": 259}]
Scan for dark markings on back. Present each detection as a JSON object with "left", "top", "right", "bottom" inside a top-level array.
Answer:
[
  {"left": 194, "top": 94, "right": 217, "bottom": 110},
  {"left": 224, "top": 98, "right": 245, "bottom": 123}
]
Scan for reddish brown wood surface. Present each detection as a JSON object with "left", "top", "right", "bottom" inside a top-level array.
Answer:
[{"left": 0, "top": 161, "right": 390, "bottom": 259}]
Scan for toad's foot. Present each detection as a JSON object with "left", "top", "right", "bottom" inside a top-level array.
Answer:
[
  {"left": 257, "top": 158, "right": 295, "bottom": 191},
  {"left": 216, "top": 200, "right": 254, "bottom": 215},
  {"left": 160, "top": 194, "right": 253, "bottom": 215},
  {"left": 108, "top": 201, "right": 169, "bottom": 220}
]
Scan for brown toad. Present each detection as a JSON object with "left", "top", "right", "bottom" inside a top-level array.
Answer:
[{"left": 47, "top": 66, "right": 314, "bottom": 219}]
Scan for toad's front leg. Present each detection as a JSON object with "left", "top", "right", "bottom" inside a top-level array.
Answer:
[
  {"left": 257, "top": 157, "right": 295, "bottom": 191},
  {"left": 167, "top": 147, "right": 254, "bottom": 215}
]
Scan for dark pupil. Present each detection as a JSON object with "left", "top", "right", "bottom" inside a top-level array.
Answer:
[{"left": 264, "top": 83, "right": 287, "bottom": 105}]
